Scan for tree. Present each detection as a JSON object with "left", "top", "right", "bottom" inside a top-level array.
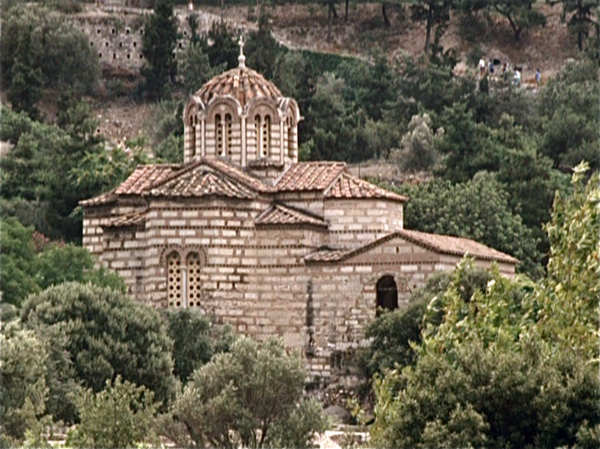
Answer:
[
  {"left": 20, "top": 283, "right": 175, "bottom": 423},
  {"left": 206, "top": 22, "right": 239, "bottom": 70},
  {"left": 67, "top": 377, "right": 158, "bottom": 449},
  {"left": 0, "top": 218, "right": 40, "bottom": 307},
  {"left": 245, "top": 10, "right": 282, "bottom": 79},
  {"left": 392, "top": 113, "right": 441, "bottom": 172},
  {"left": 394, "top": 173, "right": 542, "bottom": 277},
  {"left": 0, "top": 323, "right": 49, "bottom": 445},
  {"left": 492, "top": 0, "right": 547, "bottom": 41},
  {"left": 370, "top": 166, "right": 600, "bottom": 449},
  {"left": 552, "top": 0, "right": 600, "bottom": 50},
  {"left": 160, "top": 336, "right": 327, "bottom": 448},
  {"left": 409, "top": 1, "right": 452, "bottom": 53},
  {"left": 177, "top": 41, "right": 220, "bottom": 94},
  {"left": 0, "top": 4, "right": 99, "bottom": 117},
  {"left": 163, "top": 308, "right": 234, "bottom": 383},
  {"left": 142, "top": 0, "right": 179, "bottom": 100},
  {"left": 538, "top": 57, "right": 599, "bottom": 170}
]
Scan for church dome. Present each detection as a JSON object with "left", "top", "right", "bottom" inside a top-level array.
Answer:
[{"left": 195, "top": 66, "right": 283, "bottom": 108}]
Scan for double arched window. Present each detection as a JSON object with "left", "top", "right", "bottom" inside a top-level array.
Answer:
[
  {"left": 166, "top": 250, "right": 202, "bottom": 308},
  {"left": 254, "top": 114, "right": 271, "bottom": 157}
]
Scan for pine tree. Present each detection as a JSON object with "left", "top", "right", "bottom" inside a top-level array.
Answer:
[{"left": 142, "top": 0, "right": 179, "bottom": 100}]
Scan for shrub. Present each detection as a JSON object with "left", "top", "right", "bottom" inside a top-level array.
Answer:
[
  {"left": 160, "top": 336, "right": 327, "bottom": 448},
  {"left": 21, "top": 283, "right": 175, "bottom": 423}
]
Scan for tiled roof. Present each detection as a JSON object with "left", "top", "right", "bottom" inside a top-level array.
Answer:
[
  {"left": 103, "top": 210, "right": 146, "bottom": 228},
  {"left": 305, "top": 230, "right": 519, "bottom": 265},
  {"left": 114, "top": 164, "right": 178, "bottom": 195},
  {"left": 275, "top": 162, "right": 347, "bottom": 192},
  {"left": 80, "top": 165, "right": 177, "bottom": 207},
  {"left": 325, "top": 173, "right": 408, "bottom": 202},
  {"left": 304, "top": 248, "right": 352, "bottom": 262},
  {"left": 80, "top": 190, "right": 117, "bottom": 207},
  {"left": 196, "top": 67, "right": 283, "bottom": 107},
  {"left": 255, "top": 203, "right": 328, "bottom": 228},
  {"left": 146, "top": 165, "right": 257, "bottom": 200},
  {"left": 397, "top": 230, "right": 519, "bottom": 264}
]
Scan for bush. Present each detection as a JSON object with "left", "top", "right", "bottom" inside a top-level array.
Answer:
[
  {"left": 0, "top": 323, "right": 49, "bottom": 444},
  {"left": 163, "top": 308, "right": 234, "bottom": 383},
  {"left": 67, "top": 377, "right": 158, "bottom": 449},
  {"left": 160, "top": 336, "right": 327, "bottom": 448},
  {"left": 21, "top": 283, "right": 175, "bottom": 423}
]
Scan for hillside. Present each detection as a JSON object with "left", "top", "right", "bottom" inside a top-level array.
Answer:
[{"left": 78, "top": 2, "right": 578, "bottom": 147}]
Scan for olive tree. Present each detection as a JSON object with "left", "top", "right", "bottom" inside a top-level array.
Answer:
[{"left": 160, "top": 336, "right": 327, "bottom": 448}]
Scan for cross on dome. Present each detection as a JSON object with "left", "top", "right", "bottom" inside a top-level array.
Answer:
[{"left": 238, "top": 34, "right": 246, "bottom": 69}]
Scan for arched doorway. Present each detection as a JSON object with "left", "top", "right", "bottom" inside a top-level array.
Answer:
[{"left": 376, "top": 275, "right": 398, "bottom": 316}]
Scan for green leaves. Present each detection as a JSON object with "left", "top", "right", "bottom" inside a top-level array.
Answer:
[{"left": 163, "top": 336, "right": 326, "bottom": 448}]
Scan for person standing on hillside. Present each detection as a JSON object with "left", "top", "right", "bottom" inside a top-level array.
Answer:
[{"left": 535, "top": 68, "right": 541, "bottom": 86}]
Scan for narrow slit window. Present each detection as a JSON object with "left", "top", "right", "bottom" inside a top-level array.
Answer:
[
  {"left": 255, "top": 115, "right": 262, "bottom": 155},
  {"left": 263, "top": 115, "right": 270, "bottom": 157},
  {"left": 225, "top": 113, "right": 233, "bottom": 155},
  {"left": 216, "top": 114, "right": 223, "bottom": 156}
]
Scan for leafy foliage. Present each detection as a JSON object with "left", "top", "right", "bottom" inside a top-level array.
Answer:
[
  {"left": 370, "top": 167, "right": 600, "bottom": 449},
  {"left": 0, "top": 323, "right": 49, "bottom": 444},
  {"left": 142, "top": 0, "right": 179, "bottom": 100},
  {"left": 164, "top": 308, "right": 234, "bottom": 383},
  {"left": 393, "top": 173, "right": 541, "bottom": 277},
  {"left": 0, "top": 4, "right": 99, "bottom": 117},
  {"left": 68, "top": 377, "right": 158, "bottom": 449},
  {"left": 20, "top": 283, "right": 175, "bottom": 423},
  {"left": 0, "top": 218, "right": 125, "bottom": 307},
  {"left": 160, "top": 336, "right": 327, "bottom": 448}
]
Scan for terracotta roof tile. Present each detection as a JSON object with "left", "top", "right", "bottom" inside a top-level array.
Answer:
[
  {"left": 147, "top": 162, "right": 258, "bottom": 199},
  {"left": 255, "top": 203, "right": 328, "bottom": 228},
  {"left": 397, "top": 229, "right": 519, "bottom": 264},
  {"left": 305, "top": 230, "right": 519, "bottom": 265},
  {"left": 114, "top": 164, "right": 178, "bottom": 195},
  {"left": 304, "top": 248, "right": 352, "bottom": 262},
  {"left": 275, "top": 162, "right": 347, "bottom": 192},
  {"left": 79, "top": 190, "right": 117, "bottom": 207},
  {"left": 103, "top": 210, "right": 146, "bottom": 228},
  {"left": 196, "top": 67, "right": 283, "bottom": 107},
  {"left": 325, "top": 173, "right": 408, "bottom": 202}
]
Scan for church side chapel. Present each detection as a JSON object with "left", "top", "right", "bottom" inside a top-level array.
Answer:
[{"left": 81, "top": 39, "right": 518, "bottom": 379}]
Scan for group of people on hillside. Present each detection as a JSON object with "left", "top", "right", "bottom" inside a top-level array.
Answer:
[{"left": 478, "top": 58, "right": 541, "bottom": 87}]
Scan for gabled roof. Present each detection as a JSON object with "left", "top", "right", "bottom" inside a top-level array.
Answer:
[
  {"left": 397, "top": 230, "right": 519, "bottom": 264},
  {"left": 115, "top": 164, "right": 178, "bottom": 195},
  {"left": 102, "top": 210, "right": 147, "bottom": 228},
  {"left": 80, "top": 164, "right": 177, "bottom": 207},
  {"left": 255, "top": 203, "right": 328, "bottom": 228},
  {"left": 325, "top": 173, "right": 408, "bottom": 202},
  {"left": 275, "top": 162, "right": 347, "bottom": 192},
  {"left": 305, "top": 230, "right": 519, "bottom": 265},
  {"left": 146, "top": 168, "right": 256, "bottom": 200}
]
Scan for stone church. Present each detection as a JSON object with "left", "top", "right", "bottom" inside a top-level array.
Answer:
[{"left": 82, "top": 45, "right": 518, "bottom": 379}]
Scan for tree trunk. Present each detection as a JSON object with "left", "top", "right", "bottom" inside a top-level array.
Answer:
[
  {"left": 506, "top": 11, "right": 522, "bottom": 41},
  {"left": 382, "top": 3, "right": 391, "bottom": 28},
  {"left": 328, "top": 3, "right": 333, "bottom": 43},
  {"left": 332, "top": 3, "right": 338, "bottom": 19},
  {"left": 424, "top": 6, "right": 432, "bottom": 53},
  {"left": 345, "top": 0, "right": 349, "bottom": 23}
]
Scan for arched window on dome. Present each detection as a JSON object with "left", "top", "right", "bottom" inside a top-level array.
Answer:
[
  {"left": 215, "top": 114, "right": 223, "bottom": 156},
  {"left": 286, "top": 116, "right": 293, "bottom": 158},
  {"left": 254, "top": 115, "right": 261, "bottom": 154},
  {"left": 263, "top": 115, "right": 271, "bottom": 157},
  {"left": 225, "top": 113, "right": 233, "bottom": 156},
  {"left": 189, "top": 114, "right": 197, "bottom": 157}
]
